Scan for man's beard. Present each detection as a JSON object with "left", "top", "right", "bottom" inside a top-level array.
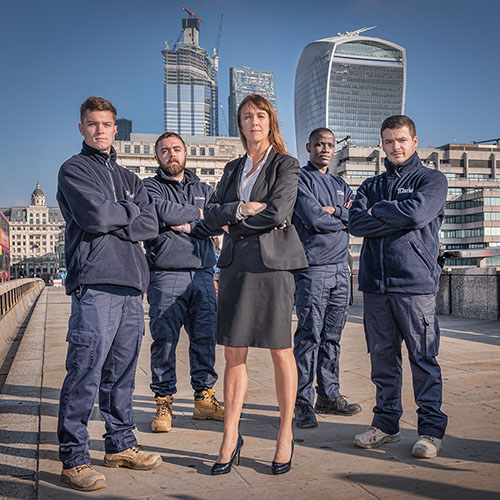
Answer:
[{"left": 160, "top": 159, "right": 186, "bottom": 177}]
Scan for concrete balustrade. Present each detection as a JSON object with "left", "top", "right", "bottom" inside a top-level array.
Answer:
[{"left": 0, "top": 279, "right": 45, "bottom": 367}]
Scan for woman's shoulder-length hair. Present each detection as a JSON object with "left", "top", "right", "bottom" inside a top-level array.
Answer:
[{"left": 237, "top": 94, "right": 288, "bottom": 155}]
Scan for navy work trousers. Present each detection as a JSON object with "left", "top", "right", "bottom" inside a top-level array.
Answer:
[
  {"left": 294, "top": 262, "right": 350, "bottom": 407},
  {"left": 148, "top": 269, "right": 217, "bottom": 396},
  {"left": 58, "top": 285, "right": 144, "bottom": 469},
  {"left": 363, "top": 292, "right": 448, "bottom": 438}
]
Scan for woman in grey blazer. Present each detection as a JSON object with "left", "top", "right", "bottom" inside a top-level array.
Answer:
[{"left": 205, "top": 94, "right": 307, "bottom": 475}]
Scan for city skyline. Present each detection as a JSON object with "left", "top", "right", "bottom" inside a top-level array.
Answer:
[
  {"left": 1, "top": 0, "right": 499, "bottom": 207},
  {"left": 294, "top": 32, "right": 405, "bottom": 165}
]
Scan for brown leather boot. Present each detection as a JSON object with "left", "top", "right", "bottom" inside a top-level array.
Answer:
[
  {"left": 60, "top": 464, "right": 106, "bottom": 491},
  {"left": 193, "top": 388, "right": 224, "bottom": 421},
  {"left": 103, "top": 445, "right": 162, "bottom": 470},
  {"left": 151, "top": 395, "right": 173, "bottom": 432}
]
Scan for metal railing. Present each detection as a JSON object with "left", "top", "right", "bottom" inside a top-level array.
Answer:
[{"left": 0, "top": 279, "right": 45, "bottom": 318}]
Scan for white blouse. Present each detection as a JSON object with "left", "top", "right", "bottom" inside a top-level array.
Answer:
[{"left": 239, "top": 146, "right": 273, "bottom": 202}]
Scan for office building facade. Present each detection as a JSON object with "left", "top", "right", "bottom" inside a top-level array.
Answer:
[
  {"left": 333, "top": 142, "right": 500, "bottom": 267},
  {"left": 116, "top": 118, "right": 132, "bottom": 141},
  {"left": 162, "top": 17, "right": 218, "bottom": 136},
  {"left": 228, "top": 66, "right": 276, "bottom": 137},
  {"left": 295, "top": 31, "right": 406, "bottom": 164},
  {"left": 0, "top": 184, "right": 66, "bottom": 277},
  {"left": 114, "top": 133, "right": 245, "bottom": 188}
]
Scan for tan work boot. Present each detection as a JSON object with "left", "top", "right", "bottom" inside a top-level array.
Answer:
[
  {"left": 103, "top": 445, "right": 162, "bottom": 470},
  {"left": 151, "top": 395, "right": 173, "bottom": 432},
  {"left": 60, "top": 464, "right": 106, "bottom": 491},
  {"left": 193, "top": 388, "right": 224, "bottom": 421}
]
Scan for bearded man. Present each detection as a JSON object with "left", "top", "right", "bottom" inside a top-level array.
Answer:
[{"left": 143, "top": 132, "right": 224, "bottom": 433}]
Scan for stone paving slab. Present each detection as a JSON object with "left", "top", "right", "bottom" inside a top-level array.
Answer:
[{"left": 1, "top": 288, "right": 500, "bottom": 499}]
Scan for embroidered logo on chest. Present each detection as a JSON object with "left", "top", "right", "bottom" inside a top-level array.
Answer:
[
  {"left": 336, "top": 190, "right": 344, "bottom": 196},
  {"left": 397, "top": 187, "right": 414, "bottom": 194}
]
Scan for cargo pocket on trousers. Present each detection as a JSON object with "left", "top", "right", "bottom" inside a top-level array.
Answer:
[
  {"left": 65, "top": 329, "right": 97, "bottom": 370},
  {"left": 423, "top": 315, "right": 439, "bottom": 357}
]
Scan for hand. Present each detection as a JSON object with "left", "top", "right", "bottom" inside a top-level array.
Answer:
[
  {"left": 241, "top": 202, "right": 266, "bottom": 216},
  {"left": 322, "top": 206, "right": 336, "bottom": 215},
  {"left": 221, "top": 225, "right": 229, "bottom": 233},
  {"left": 171, "top": 223, "right": 191, "bottom": 234},
  {"left": 199, "top": 208, "right": 204, "bottom": 219},
  {"left": 344, "top": 199, "right": 353, "bottom": 208}
]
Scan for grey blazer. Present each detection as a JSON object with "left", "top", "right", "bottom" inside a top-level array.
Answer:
[{"left": 205, "top": 149, "right": 308, "bottom": 271}]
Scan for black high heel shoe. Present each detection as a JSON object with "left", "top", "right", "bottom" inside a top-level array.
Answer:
[
  {"left": 211, "top": 434, "right": 244, "bottom": 475},
  {"left": 271, "top": 440, "right": 294, "bottom": 475}
]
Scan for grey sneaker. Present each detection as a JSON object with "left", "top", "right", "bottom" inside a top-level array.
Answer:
[
  {"left": 412, "top": 435, "right": 442, "bottom": 458},
  {"left": 353, "top": 426, "right": 401, "bottom": 449}
]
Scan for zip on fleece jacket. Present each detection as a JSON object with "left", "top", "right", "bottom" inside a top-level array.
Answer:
[
  {"left": 57, "top": 141, "right": 158, "bottom": 294},
  {"left": 349, "top": 152, "right": 448, "bottom": 295},
  {"left": 293, "top": 162, "right": 353, "bottom": 266},
  {"left": 143, "top": 167, "right": 222, "bottom": 271}
]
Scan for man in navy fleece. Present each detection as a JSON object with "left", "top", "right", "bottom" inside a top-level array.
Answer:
[
  {"left": 349, "top": 115, "right": 448, "bottom": 458},
  {"left": 292, "top": 128, "right": 361, "bottom": 429},
  {"left": 143, "top": 132, "right": 223, "bottom": 433},
  {"left": 56, "top": 97, "right": 161, "bottom": 492}
]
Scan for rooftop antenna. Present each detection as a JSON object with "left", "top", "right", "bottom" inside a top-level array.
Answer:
[
  {"left": 472, "top": 138, "right": 500, "bottom": 146},
  {"left": 337, "top": 26, "right": 377, "bottom": 37}
]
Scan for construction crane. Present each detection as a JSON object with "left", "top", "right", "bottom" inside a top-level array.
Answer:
[
  {"left": 182, "top": 5, "right": 203, "bottom": 22},
  {"left": 472, "top": 138, "right": 500, "bottom": 146},
  {"left": 213, "top": 13, "right": 223, "bottom": 71},
  {"left": 220, "top": 104, "right": 229, "bottom": 133},
  {"left": 214, "top": 13, "right": 223, "bottom": 57}
]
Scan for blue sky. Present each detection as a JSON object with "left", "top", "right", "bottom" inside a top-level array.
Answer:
[{"left": 1, "top": 0, "right": 499, "bottom": 207}]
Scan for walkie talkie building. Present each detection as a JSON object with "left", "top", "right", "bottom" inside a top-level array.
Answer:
[{"left": 294, "top": 29, "right": 406, "bottom": 164}]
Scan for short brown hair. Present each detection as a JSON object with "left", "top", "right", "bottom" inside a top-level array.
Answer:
[
  {"left": 237, "top": 94, "right": 287, "bottom": 154},
  {"left": 381, "top": 115, "right": 416, "bottom": 138},
  {"left": 80, "top": 96, "right": 117, "bottom": 123},
  {"left": 154, "top": 132, "right": 186, "bottom": 155}
]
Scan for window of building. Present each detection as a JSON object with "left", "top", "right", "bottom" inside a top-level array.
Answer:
[
  {"left": 128, "top": 167, "right": 140, "bottom": 173},
  {"left": 145, "top": 167, "right": 157, "bottom": 174},
  {"left": 134, "top": 145, "right": 140, "bottom": 154},
  {"left": 200, "top": 147, "right": 206, "bottom": 156},
  {"left": 201, "top": 168, "right": 215, "bottom": 176},
  {"left": 190, "top": 147, "right": 197, "bottom": 155},
  {"left": 124, "top": 145, "right": 130, "bottom": 153},
  {"left": 144, "top": 145, "right": 150, "bottom": 155},
  {"left": 209, "top": 148, "right": 215, "bottom": 156}
]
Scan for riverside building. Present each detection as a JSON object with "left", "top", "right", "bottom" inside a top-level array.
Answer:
[
  {"left": 294, "top": 27, "right": 405, "bottom": 165},
  {"left": 114, "top": 134, "right": 245, "bottom": 188},
  {"left": 0, "top": 184, "right": 65, "bottom": 277}
]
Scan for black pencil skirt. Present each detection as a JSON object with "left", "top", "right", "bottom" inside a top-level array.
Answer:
[{"left": 216, "top": 236, "right": 295, "bottom": 349}]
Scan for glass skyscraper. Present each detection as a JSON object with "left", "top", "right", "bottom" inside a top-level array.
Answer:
[
  {"left": 228, "top": 66, "right": 276, "bottom": 137},
  {"left": 162, "top": 18, "right": 218, "bottom": 136},
  {"left": 295, "top": 33, "right": 406, "bottom": 164}
]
